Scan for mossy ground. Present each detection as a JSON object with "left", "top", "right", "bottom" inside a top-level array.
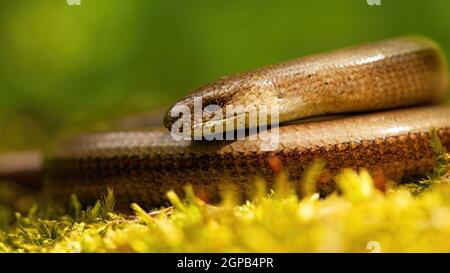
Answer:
[{"left": 0, "top": 132, "right": 449, "bottom": 253}]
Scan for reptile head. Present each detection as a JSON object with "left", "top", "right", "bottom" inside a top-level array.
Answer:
[{"left": 163, "top": 75, "right": 279, "bottom": 137}]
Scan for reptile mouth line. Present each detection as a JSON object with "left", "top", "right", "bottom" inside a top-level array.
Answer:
[{"left": 166, "top": 104, "right": 281, "bottom": 141}]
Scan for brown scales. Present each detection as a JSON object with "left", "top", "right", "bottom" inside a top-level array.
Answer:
[{"left": 45, "top": 106, "right": 450, "bottom": 208}]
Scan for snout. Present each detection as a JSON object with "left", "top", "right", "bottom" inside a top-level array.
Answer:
[{"left": 163, "top": 106, "right": 178, "bottom": 130}]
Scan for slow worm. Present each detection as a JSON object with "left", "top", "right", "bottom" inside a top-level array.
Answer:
[{"left": 0, "top": 36, "right": 448, "bottom": 208}]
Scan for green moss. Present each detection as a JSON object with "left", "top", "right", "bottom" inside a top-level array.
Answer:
[
  {"left": 0, "top": 133, "right": 449, "bottom": 253},
  {"left": 1, "top": 174, "right": 449, "bottom": 252}
]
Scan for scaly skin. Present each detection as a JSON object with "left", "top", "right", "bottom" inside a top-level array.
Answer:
[
  {"left": 164, "top": 36, "right": 448, "bottom": 132},
  {"left": 47, "top": 106, "right": 450, "bottom": 208},
  {"left": 0, "top": 36, "right": 448, "bottom": 208}
]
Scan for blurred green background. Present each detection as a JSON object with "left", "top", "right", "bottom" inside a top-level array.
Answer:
[{"left": 0, "top": 0, "right": 449, "bottom": 151}]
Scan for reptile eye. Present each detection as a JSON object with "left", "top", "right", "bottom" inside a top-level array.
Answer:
[{"left": 203, "top": 98, "right": 224, "bottom": 109}]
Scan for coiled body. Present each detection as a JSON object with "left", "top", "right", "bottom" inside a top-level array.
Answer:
[
  {"left": 2, "top": 36, "right": 449, "bottom": 208},
  {"left": 163, "top": 36, "right": 448, "bottom": 130},
  {"left": 46, "top": 106, "right": 450, "bottom": 207}
]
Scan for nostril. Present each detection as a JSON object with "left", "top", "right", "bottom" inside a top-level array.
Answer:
[
  {"left": 164, "top": 105, "right": 193, "bottom": 130},
  {"left": 163, "top": 110, "right": 178, "bottom": 129}
]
